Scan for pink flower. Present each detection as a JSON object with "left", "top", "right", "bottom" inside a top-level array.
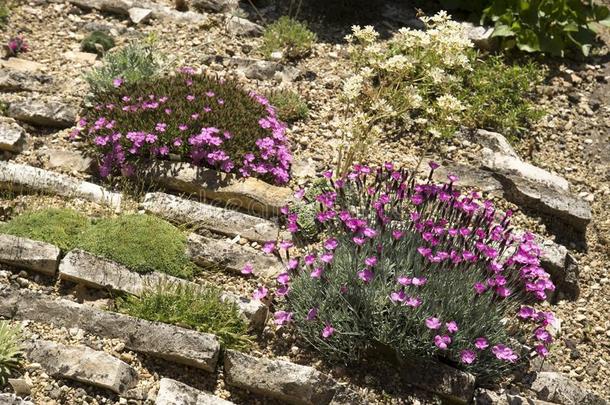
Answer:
[
  {"left": 446, "top": 321, "right": 458, "bottom": 333},
  {"left": 186, "top": 94, "right": 195, "bottom": 101},
  {"left": 397, "top": 276, "right": 412, "bottom": 286},
  {"left": 473, "top": 282, "right": 487, "bottom": 294},
  {"left": 429, "top": 161, "right": 440, "bottom": 170},
  {"left": 322, "top": 323, "right": 335, "bottom": 339},
  {"left": 363, "top": 227, "right": 377, "bottom": 238},
  {"left": 252, "top": 286, "right": 268, "bottom": 300},
  {"left": 113, "top": 77, "right": 123, "bottom": 87},
  {"left": 491, "top": 344, "right": 518, "bottom": 362},
  {"left": 310, "top": 267, "right": 323, "bottom": 279},
  {"left": 434, "top": 335, "right": 451, "bottom": 350},
  {"left": 357, "top": 268, "right": 374, "bottom": 283},
  {"left": 425, "top": 317, "right": 441, "bottom": 330},
  {"left": 364, "top": 256, "right": 377, "bottom": 267},
  {"left": 460, "top": 349, "right": 476, "bottom": 364},
  {"left": 412, "top": 277, "right": 427, "bottom": 286},
  {"left": 474, "top": 337, "right": 489, "bottom": 350},
  {"left": 279, "top": 240, "right": 293, "bottom": 250},
  {"left": 277, "top": 272, "right": 290, "bottom": 285},
  {"left": 287, "top": 258, "right": 299, "bottom": 270},
  {"left": 535, "top": 344, "right": 549, "bottom": 357},
  {"left": 324, "top": 238, "right": 339, "bottom": 250},
  {"left": 306, "top": 307, "right": 318, "bottom": 320},
  {"left": 392, "top": 230, "right": 404, "bottom": 240},
  {"left": 276, "top": 285, "right": 289, "bottom": 296},
  {"left": 405, "top": 296, "right": 422, "bottom": 307},
  {"left": 390, "top": 290, "right": 406, "bottom": 303},
  {"left": 274, "top": 310, "right": 292, "bottom": 325},
  {"left": 241, "top": 263, "right": 253, "bottom": 275},
  {"left": 262, "top": 241, "right": 276, "bottom": 254},
  {"left": 304, "top": 254, "right": 316, "bottom": 266},
  {"left": 320, "top": 252, "right": 334, "bottom": 263},
  {"left": 294, "top": 188, "right": 305, "bottom": 200},
  {"left": 518, "top": 306, "right": 536, "bottom": 320}
]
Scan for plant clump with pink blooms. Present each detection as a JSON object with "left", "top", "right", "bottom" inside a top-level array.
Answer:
[
  {"left": 76, "top": 68, "right": 292, "bottom": 185},
  {"left": 263, "top": 163, "right": 556, "bottom": 380}
]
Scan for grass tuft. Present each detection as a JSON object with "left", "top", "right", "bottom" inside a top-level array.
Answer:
[
  {"left": 81, "top": 31, "right": 115, "bottom": 56},
  {"left": 0, "top": 321, "right": 22, "bottom": 386},
  {"left": 267, "top": 89, "right": 309, "bottom": 123},
  {"left": 260, "top": 16, "right": 316, "bottom": 60}
]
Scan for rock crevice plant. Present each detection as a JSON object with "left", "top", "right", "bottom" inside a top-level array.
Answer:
[
  {"left": 0, "top": 321, "right": 22, "bottom": 385},
  {"left": 259, "top": 163, "right": 555, "bottom": 381}
]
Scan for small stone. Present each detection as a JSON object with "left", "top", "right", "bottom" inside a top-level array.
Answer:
[
  {"left": 156, "top": 378, "right": 235, "bottom": 404},
  {"left": 128, "top": 7, "right": 152, "bottom": 24}
]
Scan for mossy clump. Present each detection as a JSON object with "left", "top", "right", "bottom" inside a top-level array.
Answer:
[
  {"left": 78, "top": 214, "right": 195, "bottom": 278},
  {"left": 260, "top": 16, "right": 316, "bottom": 60},
  {"left": 267, "top": 89, "right": 309, "bottom": 123},
  {"left": 0, "top": 208, "right": 90, "bottom": 251},
  {"left": 116, "top": 283, "right": 251, "bottom": 350},
  {"left": 81, "top": 31, "right": 115, "bottom": 56}
]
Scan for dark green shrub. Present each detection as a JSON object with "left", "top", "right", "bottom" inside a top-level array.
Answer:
[
  {"left": 81, "top": 31, "right": 115, "bottom": 56},
  {"left": 0, "top": 208, "right": 90, "bottom": 251},
  {"left": 266, "top": 89, "right": 309, "bottom": 123},
  {"left": 117, "top": 283, "right": 251, "bottom": 350},
  {"left": 260, "top": 16, "right": 316, "bottom": 60},
  {"left": 78, "top": 70, "right": 291, "bottom": 184},
  {"left": 0, "top": 322, "right": 22, "bottom": 386},
  {"left": 78, "top": 214, "right": 195, "bottom": 278}
]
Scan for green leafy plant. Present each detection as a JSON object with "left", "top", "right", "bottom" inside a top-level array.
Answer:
[
  {"left": 266, "top": 89, "right": 309, "bottom": 122},
  {"left": 78, "top": 214, "right": 196, "bottom": 278},
  {"left": 0, "top": 208, "right": 90, "bottom": 251},
  {"left": 0, "top": 321, "right": 22, "bottom": 386},
  {"left": 0, "top": 0, "right": 10, "bottom": 27},
  {"left": 116, "top": 283, "right": 251, "bottom": 350},
  {"left": 260, "top": 16, "right": 317, "bottom": 60},
  {"left": 440, "top": 0, "right": 610, "bottom": 56},
  {"left": 81, "top": 31, "right": 115, "bottom": 56},
  {"left": 84, "top": 38, "right": 167, "bottom": 97}
]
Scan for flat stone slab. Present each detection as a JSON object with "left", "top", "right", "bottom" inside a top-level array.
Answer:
[
  {"left": 538, "top": 237, "right": 579, "bottom": 301},
  {"left": 68, "top": 0, "right": 207, "bottom": 23},
  {"left": 187, "top": 233, "right": 283, "bottom": 279},
  {"left": 0, "top": 288, "right": 220, "bottom": 372},
  {"left": 224, "top": 350, "right": 337, "bottom": 405},
  {"left": 142, "top": 192, "right": 280, "bottom": 244},
  {"left": 144, "top": 161, "right": 292, "bottom": 217},
  {"left": 7, "top": 98, "right": 78, "bottom": 128},
  {"left": 24, "top": 339, "right": 138, "bottom": 394},
  {"left": 0, "top": 161, "right": 121, "bottom": 210},
  {"left": 0, "top": 58, "right": 45, "bottom": 72},
  {"left": 530, "top": 372, "right": 608, "bottom": 405},
  {"left": 156, "top": 378, "right": 235, "bottom": 405},
  {"left": 0, "top": 67, "right": 52, "bottom": 92},
  {"left": 59, "top": 249, "right": 267, "bottom": 329},
  {"left": 0, "top": 118, "right": 27, "bottom": 153},
  {"left": 203, "top": 55, "right": 298, "bottom": 82},
  {"left": 0, "top": 234, "right": 60, "bottom": 275},
  {"left": 0, "top": 394, "right": 35, "bottom": 405}
]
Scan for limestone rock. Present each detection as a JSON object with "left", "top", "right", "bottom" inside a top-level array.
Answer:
[
  {"left": 0, "top": 234, "right": 61, "bottom": 275},
  {"left": 128, "top": 7, "right": 153, "bottom": 24},
  {"left": 224, "top": 350, "right": 337, "bottom": 405},
  {"left": 0, "top": 161, "right": 122, "bottom": 210},
  {"left": 221, "top": 291, "right": 268, "bottom": 331},
  {"left": 7, "top": 98, "right": 78, "bottom": 128},
  {"left": 192, "top": 0, "right": 238, "bottom": 13},
  {"left": 0, "top": 58, "right": 45, "bottom": 72},
  {"left": 203, "top": 55, "right": 299, "bottom": 82},
  {"left": 226, "top": 16, "right": 263, "bottom": 36},
  {"left": 473, "top": 129, "right": 518, "bottom": 158},
  {"left": 430, "top": 163, "right": 504, "bottom": 194},
  {"left": 144, "top": 161, "right": 292, "bottom": 217},
  {"left": 538, "top": 238, "right": 580, "bottom": 301},
  {"left": 156, "top": 378, "right": 235, "bottom": 405},
  {"left": 463, "top": 23, "right": 497, "bottom": 51},
  {"left": 24, "top": 339, "right": 138, "bottom": 394},
  {"left": 63, "top": 51, "right": 98, "bottom": 64},
  {"left": 530, "top": 372, "right": 608, "bottom": 405},
  {"left": 0, "top": 288, "right": 221, "bottom": 371},
  {"left": 0, "top": 118, "right": 27, "bottom": 153},
  {"left": 0, "top": 394, "right": 35, "bottom": 405},
  {"left": 41, "top": 149, "right": 93, "bottom": 173},
  {"left": 0, "top": 67, "right": 52, "bottom": 92},
  {"left": 187, "top": 233, "right": 284, "bottom": 278},
  {"left": 142, "top": 192, "right": 281, "bottom": 243}
]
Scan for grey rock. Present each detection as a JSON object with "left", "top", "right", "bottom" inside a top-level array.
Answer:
[
  {"left": 203, "top": 55, "right": 298, "bottom": 82},
  {"left": 506, "top": 393, "right": 557, "bottom": 405},
  {"left": 128, "top": 7, "right": 152, "bottom": 24},
  {"left": 224, "top": 350, "right": 337, "bottom": 405},
  {"left": 41, "top": 149, "right": 93, "bottom": 173},
  {"left": 0, "top": 67, "right": 52, "bottom": 92},
  {"left": 530, "top": 372, "right": 608, "bottom": 405},
  {"left": 538, "top": 238, "right": 580, "bottom": 301},
  {"left": 474, "top": 388, "right": 508, "bottom": 405},
  {"left": 156, "top": 378, "right": 235, "bottom": 404},
  {"left": 7, "top": 98, "right": 78, "bottom": 128},
  {"left": 221, "top": 291, "right": 268, "bottom": 331},
  {"left": 63, "top": 51, "right": 98, "bottom": 65},
  {"left": 143, "top": 161, "right": 292, "bottom": 217},
  {"left": 24, "top": 339, "right": 138, "bottom": 394},
  {"left": 142, "top": 192, "right": 282, "bottom": 244},
  {"left": 67, "top": 0, "right": 207, "bottom": 23},
  {"left": 7, "top": 378, "right": 32, "bottom": 396},
  {"left": 192, "top": 0, "right": 238, "bottom": 13},
  {"left": 463, "top": 23, "right": 497, "bottom": 51},
  {"left": 187, "top": 233, "right": 283, "bottom": 279},
  {"left": 0, "top": 58, "right": 45, "bottom": 72},
  {"left": 473, "top": 129, "right": 518, "bottom": 158},
  {"left": 226, "top": 16, "right": 263, "bottom": 36},
  {"left": 0, "top": 288, "right": 221, "bottom": 371},
  {"left": 0, "top": 118, "right": 27, "bottom": 153},
  {"left": 429, "top": 163, "right": 504, "bottom": 194},
  {"left": 0, "top": 161, "right": 122, "bottom": 210},
  {"left": 0, "top": 234, "right": 60, "bottom": 275},
  {"left": 0, "top": 394, "right": 35, "bottom": 405}
]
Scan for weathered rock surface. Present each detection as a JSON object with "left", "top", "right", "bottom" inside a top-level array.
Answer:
[
  {"left": 224, "top": 350, "right": 337, "bottom": 405},
  {"left": 0, "top": 234, "right": 60, "bottom": 275},
  {"left": 0, "top": 394, "right": 35, "bottom": 405},
  {"left": 192, "top": 0, "right": 238, "bottom": 13},
  {"left": 0, "top": 288, "right": 221, "bottom": 371},
  {"left": 530, "top": 372, "right": 608, "bottom": 405},
  {"left": 63, "top": 50, "right": 98, "bottom": 64},
  {"left": 203, "top": 55, "right": 299, "bottom": 82},
  {"left": 221, "top": 291, "right": 268, "bottom": 331},
  {"left": 538, "top": 238, "right": 580, "bottom": 301},
  {"left": 24, "top": 339, "right": 138, "bottom": 394},
  {"left": 7, "top": 98, "right": 77, "bottom": 128},
  {"left": 156, "top": 378, "right": 235, "bottom": 405},
  {"left": 0, "top": 161, "right": 122, "bottom": 210},
  {"left": 474, "top": 389, "right": 556, "bottom": 405},
  {"left": 430, "top": 163, "right": 504, "bottom": 194},
  {"left": 472, "top": 129, "right": 519, "bottom": 158},
  {"left": 400, "top": 358, "right": 475, "bottom": 404},
  {"left": 142, "top": 192, "right": 281, "bottom": 243},
  {"left": 67, "top": 0, "right": 207, "bottom": 23},
  {"left": 41, "top": 149, "right": 93, "bottom": 173},
  {"left": 0, "top": 118, "right": 27, "bottom": 153},
  {"left": 226, "top": 16, "right": 263, "bottom": 36},
  {"left": 128, "top": 7, "right": 152, "bottom": 24},
  {"left": 144, "top": 161, "right": 292, "bottom": 217},
  {"left": 187, "top": 233, "right": 284, "bottom": 278},
  {"left": 0, "top": 67, "right": 52, "bottom": 92},
  {"left": 0, "top": 58, "right": 45, "bottom": 72}
]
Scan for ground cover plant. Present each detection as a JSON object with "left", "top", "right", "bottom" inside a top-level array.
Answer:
[
  {"left": 116, "top": 283, "right": 251, "bottom": 350},
  {"left": 340, "top": 11, "right": 544, "bottom": 158},
  {"left": 440, "top": 0, "right": 610, "bottom": 56},
  {"left": 78, "top": 214, "right": 195, "bottom": 278},
  {"left": 0, "top": 208, "right": 90, "bottom": 251},
  {"left": 0, "top": 321, "right": 22, "bottom": 386},
  {"left": 260, "top": 16, "right": 317, "bottom": 60},
  {"left": 266, "top": 89, "right": 309, "bottom": 123},
  {"left": 77, "top": 67, "right": 292, "bottom": 185},
  {"left": 262, "top": 163, "right": 556, "bottom": 381},
  {"left": 81, "top": 31, "right": 115, "bottom": 56}
]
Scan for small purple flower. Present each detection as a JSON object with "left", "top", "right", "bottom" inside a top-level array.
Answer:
[
  {"left": 112, "top": 77, "right": 123, "bottom": 87},
  {"left": 279, "top": 240, "right": 293, "bottom": 250},
  {"left": 425, "top": 317, "right": 441, "bottom": 330},
  {"left": 405, "top": 296, "right": 422, "bottom": 307},
  {"left": 241, "top": 263, "right": 253, "bottom": 275},
  {"left": 306, "top": 307, "right": 318, "bottom": 320},
  {"left": 446, "top": 321, "right": 458, "bottom": 333},
  {"left": 252, "top": 286, "right": 268, "bottom": 300},
  {"left": 274, "top": 310, "right": 292, "bottom": 325},
  {"left": 357, "top": 268, "right": 374, "bottom": 283},
  {"left": 320, "top": 252, "right": 334, "bottom": 263},
  {"left": 474, "top": 337, "right": 489, "bottom": 350},
  {"left": 310, "top": 267, "right": 324, "bottom": 279},
  {"left": 392, "top": 230, "right": 404, "bottom": 240},
  {"left": 364, "top": 256, "right": 377, "bottom": 267},
  {"left": 412, "top": 277, "right": 427, "bottom": 286},
  {"left": 434, "top": 335, "right": 451, "bottom": 350},
  {"left": 390, "top": 290, "right": 406, "bottom": 303},
  {"left": 277, "top": 272, "right": 290, "bottom": 285},
  {"left": 491, "top": 344, "right": 518, "bottom": 362},
  {"left": 460, "top": 349, "right": 476, "bottom": 364},
  {"left": 429, "top": 161, "right": 440, "bottom": 170},
  {"left": 262, "top": 241, "right": 276, "bottom": 254},
  {"left": 322, "top": 323, "right": 335, "bottom": 339},
  {"left": 324, "top": 238, "right": 339, "bottom": 250}
]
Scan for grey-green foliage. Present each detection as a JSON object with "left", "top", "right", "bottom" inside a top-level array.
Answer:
[
  {"left": 260, "top": 16, "right": 316, "bottom": 60},
  {"left": 267, "top": 89, "right": 309, "bottom": 123},
  {"left": 81, "top": 31, "right": 115, "bottom": 56},
  {"left": 0, "top": 321, "right": 22, "bottom": 385},
  {"left": 84, "top": 38, "right": 167, "bottom": 97}
]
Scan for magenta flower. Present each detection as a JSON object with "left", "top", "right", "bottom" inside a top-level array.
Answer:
[
  {"left": 429, "top": 161, "right": 440, "bottom": 170},
  {"left": 364, "top": 256, "right": 378, "bottom": 267},
  {"left": 241, "top": 263, "right": 253, "bottom": 275},
  {"left": 279, "top": 240, "right": 293, "bottom": 250},
  {"left": 294, "top": 188, "right": 305, "bottom": 200},
  {"left": 405, "top": 296, "right": 422, "bottom": 307},
  {"left": 276, "top": 285, "right": 289, "bottom": 296},
  {"left": 306, "top": 307, "right": 318, "bottom": 320},
  {"left": 113, "top": 77, "right": 123, "bottom": 88},
  {"left": 518, "top": 306, "right": 536, "bottom": 320},
  {"left": 310, "top": 267, "right": 324, "bottom": 279},
  {"left": 491, "top": 344, "right": 518, "bottom": 362},
  {"left": 412, "top": 277, "right": 427, "bottom": 286},
  {"left": 274, "top": 310, "right": 292, "bottom": 325},
  {"left": 390, "top": 290, "right": 406, "bottom": 303},
  {"left": 322, "top": 323, "right": 335, "bottom": 339},
  {"left": 434, "top": 335, "right": 451, "bottom": 350},
  {"left": 473, "top": 282, "right": 487, "bottom": 294},
  {"left": 534, "top": 327, "right": 552, "bottom": 344},
  {"left": 425, "top": 317, "right": 441, "bottom": 330},
  {"left": 277, "top": 272, "right": 290, "bottom": 285},
  {"left": 324, "top": 238, "right": 339, "bottom": 250},
  {"left": 474, "top": 337, "right": 489, "bottom": 350},
  {"left": 320, "top": 252, "right": 334, "bottom": 263},
  {"left": 460, "top": 349, "right": 476, "bottom": 364},
  {"left": 353, "top": 236, "right": 366, "bottom": 246},
  {"left": 252, "top": 286, "right": 268, "bottom": 300},
  {"left": 304, "top": 254, "right": 316, "bottom": 266},
  {"left": 186, "top": 94, "right": 195, "bottom": 101},
  {"left": 535, "top": 344, "right": 549, "bottom": 357},
  {"left": 392, "top": 230, "right": 404, "bottom": 240},
  {"left": 287, "top": 258, "right": 299, "bottom": 270},
  {"left": 357, "top": 268, "right": 374, "bottom": 283},
  {"left": 262, "top": 241, "right": 276, "bottom": 254},
  {"left": 447, "top": 174, "right": 459, "bottom": 183},
  {"left": 446, "top": 321, "right": 458, "bottom": 333},
  {"left": 397, "top": 276, "right": 412, "bottom": 286}
]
